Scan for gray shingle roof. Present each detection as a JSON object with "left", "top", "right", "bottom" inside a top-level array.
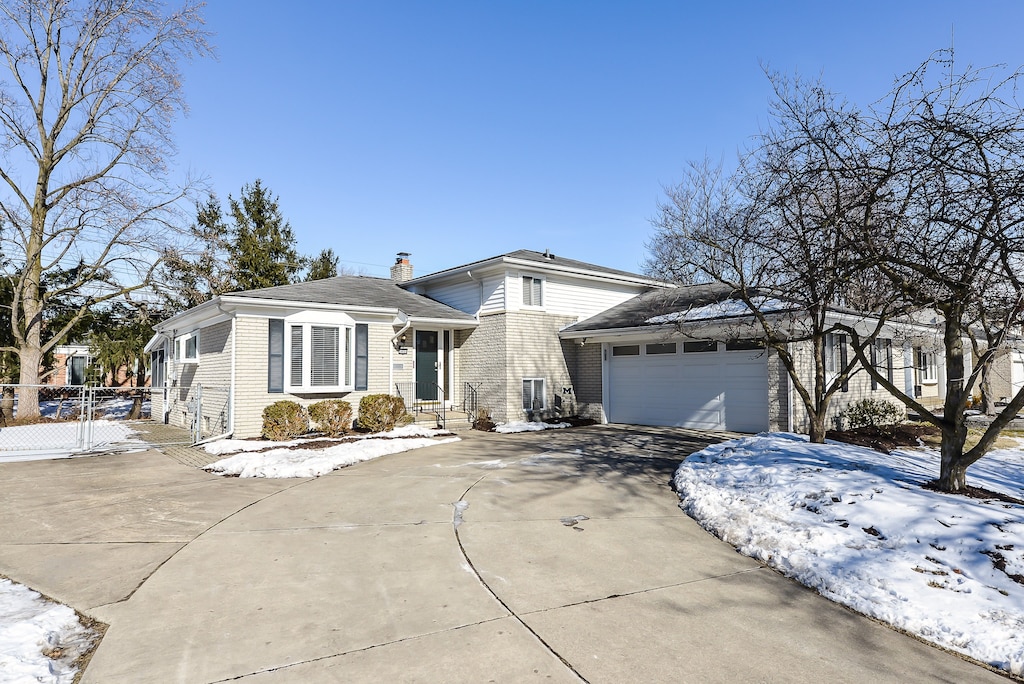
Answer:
[
  {"left": 410, "top": 249, "right": 663, "bottom": 283},
  {"left": 225, "top": 276, "right": 476, "bottom": 321},
  {"left": 562, "top": 283, "right": 746, "bottom": 333}
]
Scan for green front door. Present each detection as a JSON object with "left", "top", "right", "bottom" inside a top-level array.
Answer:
[{"left": 415, "top": 331, "right": 438, "bottom": 400}]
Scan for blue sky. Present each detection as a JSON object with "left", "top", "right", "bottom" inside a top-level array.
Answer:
[{"left": 173, "top": 1, "right": 1024, "bottom": 279}]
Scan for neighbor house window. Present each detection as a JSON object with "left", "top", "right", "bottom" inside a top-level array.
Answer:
[
  {"left": 825, "top": 333, "right": 849, "bottom": 392},
  {"left": 355, "top": 324, "right": 368, "bottom": 391},
  {"left": 916, "top": 348, "right": 937, "bottom": 383},
  {"left": 522, "top": 276, "right": 543, "bottom": 307},
  {"left": 870, "top": 338, "right": 894, "bottom": 390},
  {"left": 175, "top": 331, "right": 199, "bottom": 364},
  {"left": 286, "top": 322, "right": 355, "bottom": 392},
  {"left": 522, "top": 378, "right": 545, "bottom": 411}
]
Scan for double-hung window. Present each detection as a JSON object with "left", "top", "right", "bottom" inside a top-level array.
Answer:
[
  {"left": 522, "top": 275, "right": 543, "bottom": 308},
  {"left": 916, "top": 348, "right": 937, "bottom": 383},
  {"left": 522, "top": 378, "right": 545, "bottom": 411},
  {"left": 175, "top": 331, "right": 199, "bottom": 364},
  {"left": 284, "top": 322, "right": 354, "bottom": 393}
]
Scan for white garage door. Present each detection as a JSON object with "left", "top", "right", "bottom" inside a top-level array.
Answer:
[{"left": 607, "top": 340, "right": 769, "bottom": 432}]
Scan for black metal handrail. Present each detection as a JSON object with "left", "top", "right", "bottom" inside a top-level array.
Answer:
[{"left": 394, "top": 382, "right": 446, "bottom": 429}]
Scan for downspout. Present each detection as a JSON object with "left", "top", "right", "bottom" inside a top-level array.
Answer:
[
  {"left": 786, "top": 342, "right": 794, "bottom": 433},
  {"left": 195, "top": 309, "right": 235, "bottom": 445}
]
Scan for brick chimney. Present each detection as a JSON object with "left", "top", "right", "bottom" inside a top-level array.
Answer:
[{"left": 390, "top": 252, "right": 413, "bottom": 282}]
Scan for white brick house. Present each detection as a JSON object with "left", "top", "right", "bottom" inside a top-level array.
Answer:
[
  {"left": 146, "top": 250, "right": 666, "bottom": 437},
  {"left": 147, "top": 249, "right": 951, "bottom": 438}
]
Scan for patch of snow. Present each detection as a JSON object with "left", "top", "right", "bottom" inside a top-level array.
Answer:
[
  {"left": 205, "top": 435, "right": 460, "bottom": 478},
  {"left": 0, "top": 578, "right": 98, "bottom": 684},
  {"left": 452, "top": 500, "right": 469, "bottom": 528},
  {"left": 0, "top": 420, "right": 142, "bottom": 463},
  {"left": 674, "top": 432, "right": 1024, "bottom": 675},
  {"left": 646, "top": 296, "right": 790, "bottom": 324},
  {"left": 203, "top": 425, "right": 454, "bottom": 456},
  {"left": 494, "top": 421, "right": 570, "bottom": 433}
]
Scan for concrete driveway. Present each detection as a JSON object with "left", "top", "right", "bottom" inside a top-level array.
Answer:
[{"left": 0, "top": 425, "right": 1006, "bottom": 683}]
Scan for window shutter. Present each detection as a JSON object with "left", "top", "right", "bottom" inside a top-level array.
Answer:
[
  {"left": 870, "top": 341, "right": 878, "bottom": 390},
  {"left": 886, "top": 340, "right": 894, "bottom": 384},
  {"left": 311, "top": 326, "right": 339, "bottom": 386},
  {"left": 290, "top": 326, "right": 303, "bottom": 387},
  {"left": 268, "top": 319, "right": 284, "bottom": 393},
  {"left": 355, "top": 324, "right": 368, "bottom": 391}
]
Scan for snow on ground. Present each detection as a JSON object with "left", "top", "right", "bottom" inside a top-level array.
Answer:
[
  {"left": 204, "top": 430, "right": 461, "bottom": 478},
  {"left": 203, "top": 425, "right": 454, "bottom": 456},
  {"left": 0, "top": 420, "right": 142, "bottom": 463},
  {"left": 0, "top": 578, "right": 98, "bottom": 684},
  {"left": 494, "top": 421, "right": 570, "bottom": 433},
  {"left": 674, "top": 432, "right": 1024, "bottom": 675}
]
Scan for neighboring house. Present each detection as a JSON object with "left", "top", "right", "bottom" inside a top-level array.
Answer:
[
  {"left": 146, "top": 249, "right": 952, "bottom": 439},
  {"left": 49, "top": 345, "right": 92, "bottom": 386},
  {"left": 987, "top": 343, "right": 1024, "bottom": 406},
  {"left": 47, "top": 345, "right": 149, "bottom": 388}
]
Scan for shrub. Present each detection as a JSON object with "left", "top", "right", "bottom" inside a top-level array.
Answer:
[
  {"left": 839, "top": 398, "right": 904, "bottom": 430},
  {"left": 309, "top": 399, "right": 353, "bottom": 437},
  {"left": 357, "top": 394, "right": 412, "bottom": 433},
  {"left": 472, "top": 406, "right": 496, "bottom": 432},
  {"left": 262, "top": 400, "right": 309, "bottom": 440}
]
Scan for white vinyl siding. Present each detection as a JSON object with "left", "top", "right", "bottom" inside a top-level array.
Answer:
[{"left": 541, "top": 273, "right": 644, "bottom": 321}]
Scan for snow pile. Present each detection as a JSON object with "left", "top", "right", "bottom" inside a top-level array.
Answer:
[
  {"left": 0, "top": 578, "right": 98, "bottom": 683},
  {"left": 674, "top": 433, "right": 1024, "bottom": 675},
  {"left": 205, "top": 433, "right": 460, "bottom": 478},
  {"left": 494, "top": 421, "right": 570, "bottom": 433}
]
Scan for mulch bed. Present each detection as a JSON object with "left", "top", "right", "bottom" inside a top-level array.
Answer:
[{"left": 826, "top": 424, "right": 938, "bottom": 453}]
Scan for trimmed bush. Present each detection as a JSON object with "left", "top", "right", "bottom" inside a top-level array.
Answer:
[
  {"left": 839, "top": 398, "right": 904, "bottom": 430},
  {"left": 357, "top": 394, "right": 412, "bottom": 433},
  {"left": 262, "top": 400, "right": 309, "bottom": 440},
  {"left": 309, "top": 399, "right": 353, "bottom": 437}
]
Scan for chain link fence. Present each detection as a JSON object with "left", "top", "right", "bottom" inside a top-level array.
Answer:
[{"left": 0, "top": 384, "right": 152, "bottom": 456}]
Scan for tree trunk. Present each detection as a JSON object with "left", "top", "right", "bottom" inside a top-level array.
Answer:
[
  {"left": 16, "top": 343, "right": 42, "bottom": 419},
  {"left": 979, "top": 362, "right": 996, "bottom": 415},
  {"left": 808, "top": 412, "right": 828, "bottom": 443},
  {"left": 937, "top": 422, "right": 969, "bottom": 491}
]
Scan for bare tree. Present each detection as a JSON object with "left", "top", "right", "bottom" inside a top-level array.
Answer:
[
  {"left": 0, "top": 0, "right": 211, "bottom": 415},
  {"left": 843, "top": 53, "right": 1024, "bottom": 492},
  {"left": 648, "top": 74, "right": 900, "bottom": 442}
]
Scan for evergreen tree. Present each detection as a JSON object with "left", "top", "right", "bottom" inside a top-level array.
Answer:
[
  {"left": 228, "top": 180, "right": 303, "bottom": 290},
  {"left": 158, "top": 194, "right": 232, "bottom": 312},
  {"left": 305, "top": 248, "right": 339, "bottom": 281}
]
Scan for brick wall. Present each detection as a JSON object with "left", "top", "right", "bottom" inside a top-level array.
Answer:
[
  {"left": 502, "top": 311, "right": 578, "bottom": 423},
  {"left": 455, "top": 315, "right": 508, "bottom": 421},
  {"left": 568, "top": 341, "right": 604, "bottom": 421}
]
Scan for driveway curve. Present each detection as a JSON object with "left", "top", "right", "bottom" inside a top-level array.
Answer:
[{"left": 0, "top": 425, "right": 1007, "bottom": 683}]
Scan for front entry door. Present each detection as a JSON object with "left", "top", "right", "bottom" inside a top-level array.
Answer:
[{"left": 415, "top": 331, "right": 438, "bottom": 400}]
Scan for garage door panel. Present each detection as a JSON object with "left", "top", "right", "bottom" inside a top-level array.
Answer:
[{"left": 608, "top": 344, "right": 768, "bottom": 432}]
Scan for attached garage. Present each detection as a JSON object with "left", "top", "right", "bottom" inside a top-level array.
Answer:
[{"left": 606, "top": 339, "right": 769, "bottom": 432}]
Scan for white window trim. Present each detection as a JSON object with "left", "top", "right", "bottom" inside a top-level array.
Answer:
[
  {"left": 285, "top": 322, "right": 355, "bottom": 393},
  {"left": 175, "top": 330, "right": 200, "bottom": 365},
  {"left": 523, "top": 377, "right": 546, "bottom": 411},
  {"left": 520, "top": 273, "right": 545, "bottom": 310},
  {"left": 918, "top": 350, "right": 938, "bottom": 384}
]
